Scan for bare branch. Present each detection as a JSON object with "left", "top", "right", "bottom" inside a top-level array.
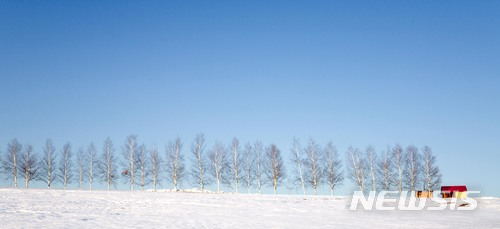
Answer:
[
  {"left": 137, "top": 144, "right": 150, "bottom": 190},
  {"left": 121, "top": 135, "right": 139, "bottom": 191},
  {"left": 76, "top": 147, "right": 87, "bottom": 190},
  {"left": 403, "top": 145, "right": 422, "bottom": 191},
  {"left": 19, "top": 144, "right": 39, "bottom": 189},
  {"left": 3, "top": 139, "right": 22, "bottom": 187},
  {"left": 165, "top": 138, "right": 185, "bottom": 190},
  {"left": 190, "top": 133, "right": 210, "bottom": 191},
  {"left": 98, "top": 138, "right": 118, "bottom": 190},
  {"left": 149, "top": 144, "right": 162, "bottom": 191},
  {"left": 39, "top": 139, "right": 57, "bottom": 189},
  {"left": 254, "top": 141, "right": 264, "bottom": 194},
  {"left": 366, "top": 145, "right": 377, "bottom": 191},
  {"left": 346, "top": 146, "right": 365, "bottom": 192},
  {"left": 422, "top": 146, "right": 442, "bottom": 192},
  {"left": 58, "top": 142, "right": 73, "bottom": 189},
  {"left": 377, "top": 146, "right": 393, "bottom": 191},
  {"left": 87, "top": 142, "right": 97, "bottom": 190},
  {"left": 391, "top": 144, "right": 404, "bottom": 193},
  {"left": 208, "top": 142, "right": 230, "bottom": 193},
  {"left": 242, "top": 142, "right": 255, "bottom": 193},
  {"left": 230, "top": 137, "right": 242, "bottom": 193},
  {"left": 303, "top": 138, "right": 323, "bottom": 195},
  {"left": 323, "top": 141, "right": 343, "bottom": 195},
  {"left": 290, "top": 137, "right": 306, "bottom": 195},
  {"left": 264, "top": 144, "right": 286, "bottom": 194}
]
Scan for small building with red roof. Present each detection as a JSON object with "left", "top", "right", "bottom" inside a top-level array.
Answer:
[{"left": 441, "top": 185, "right": 468, "bottom": 198}]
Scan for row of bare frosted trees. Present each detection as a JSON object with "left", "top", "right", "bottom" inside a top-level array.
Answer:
[
  {"left": 0, "top": 135, "right": 441, "bottom": 195},
  {"left": 345, "top": 144, "right": 442, "bottom": 193},
  {"left": 290, "top": 138, "right": 344, "bottom": 196},
  {"left": 289, "top": 139, "right": 442, "bottom": 195},
  {"left": 0, "top": 135, "right": 286, "bottom": 194}
]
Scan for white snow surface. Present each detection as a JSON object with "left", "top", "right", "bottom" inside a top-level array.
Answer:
[{"left": 0, "top": 188, "right": 499, "bottom": 228}]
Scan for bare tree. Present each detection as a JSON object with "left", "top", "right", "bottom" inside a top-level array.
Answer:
[
  {"left": 253, "top": 141, "right": 264, "bottom": 194},
  {"left": 366, "top": 145, "right": 377, "bottom": 191},
  {"left": 59, "top": 142, "right": 73, "bottom": 189},
  {"left": 19, "top": 144, "right": 39, "bottom": 189},
  {"left": 303, "top": 138, "right": 323, "bottom": 195},
  {"left": 391, "top": 144, "right": 404, "bottom": 193},
  {"left": 323, "top": 141, "right": 343, "bottom": 196},
  {"left": 165, "top": 138, "right": 185, "bottom": 190},
  {"left": 242, "top": 143, "right": 255, "bottom": 193},
  {"left": 190, "top": 134, "right": 209, "bottom": 191},
  {"left": 137, "top": 144, "right": 149, "bottom": 190},
  {"left": 230, "top": 138, "right": 242, "bottom": 193},
  {"left": 403, "top": 145, "right": 422, "bottom": 191},
  {"left": 208, "top": 142, "right": 229, "bottom": 193},
  {"left": 290, "top": 137, "right": 306, "bottom": 195},
  {"left": 377, "top": 146, "right": 393, "bottom": 191},
  {"left": 122, "top": 135, "right": 139, "bottom": 191},
  {"left": 87, "top": 142, "right": 97, "bottom": 190},
  {"left": 422, "top": 146, "right": 442, "bottom": 192},
  {"left": 264, "top": 144, "right": 285, "bottom": 194},
  {"left": 99, "top": 138, "right": 118, "bottom": 190},
  {"left": 76, "top": 147, "right": 86, "bottom": 190},
  {"left": 149, "top": 144, "right": 162, "bottom": 191},
  {"left": 346, "top": 146, "right": 365, "bottom": 192},
  {"left": 3, "top": 139, "right": 22, "bottom": 187},
  {"left": 39, "top": 139, "right": 57, "bottom": 189}
]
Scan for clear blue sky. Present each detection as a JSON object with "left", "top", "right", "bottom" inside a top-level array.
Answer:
[{"left": 1, "top": 1, "right": 499, "bottom": 196}]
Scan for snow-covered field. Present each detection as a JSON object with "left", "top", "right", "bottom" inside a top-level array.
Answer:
[{"left": 0, "top": 188, "right": 498, "bottom": 228}]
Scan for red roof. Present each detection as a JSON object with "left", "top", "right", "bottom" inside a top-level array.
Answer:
[{"left": 441, "top": 185, "right": 467, "bottom": 192}]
